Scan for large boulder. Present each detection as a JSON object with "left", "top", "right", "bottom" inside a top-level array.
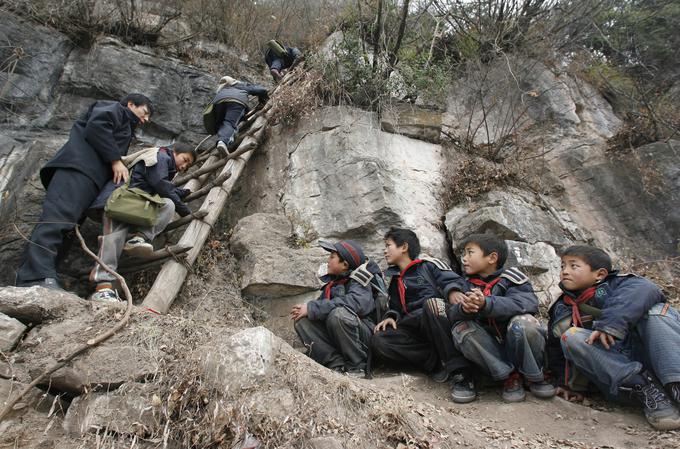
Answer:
[
  {"left": 282, "top": 106, "right": 449, "bottom": 259},
  {"left": 230, "top": 213, "right": 326, "bottom": 297},
  {"left": 63, "top": 382, "right": 160, "bottom": 436},
  {"left": 445, "top": 188, "right": 578, "bottom": 249},
  {"left": 444, "top": 58, "right": 622, "bottom": 146},
  {"left": 380, "top": 101, "right": 443, "bottom": 143}
]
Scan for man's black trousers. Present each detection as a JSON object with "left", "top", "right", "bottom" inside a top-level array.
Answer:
[{"left": 16, "top": 168, "right": 99, "bottom": 283}]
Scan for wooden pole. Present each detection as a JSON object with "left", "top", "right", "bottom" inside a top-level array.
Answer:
[{"left": 142, "top": 117, "right": 268, "bottom": 314}]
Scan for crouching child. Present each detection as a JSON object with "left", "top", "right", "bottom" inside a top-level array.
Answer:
[
  {"left": 88, "top": 143, "right": 196, "bottom": 301},
  {"left": 448, "top": 234, "right": 554, "bottom": 403},
  {"left": 370, "top": 228, "right": 470, "bottom": 382},
  {"left": 291, "top": 240, "right": 382, "bottom": 376},
  {"left": 548, "top": 245, "right": 680, "bottom": 430}
]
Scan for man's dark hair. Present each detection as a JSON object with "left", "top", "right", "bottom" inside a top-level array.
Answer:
[
  {"left": 561, "top": 245, "right": 612, "bottom": 272},
  {"left": 120, "top": 93, "right": 154, "bottom": 116},
  {"left": 384, "top": 227, "right": 420, "bottom": 260},
  {"left": 172, "top": 142, "right": 197, "bottom": 162},
  {"left": 460, "top": 233, "right": 508, "bottom": 269}
]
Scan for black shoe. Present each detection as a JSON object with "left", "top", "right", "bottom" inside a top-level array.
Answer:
[
  {"left": 431, "top": 368, "right": 450, "bottom": 383},
  {"left": 18, "top": 277, "right": 64, "bottom": 291},
  {"left": 450, "top": 372, "right": 476, "bottom": 404},
  {"left": 667, "top": 382, "right": 680, "bottom": 404},
  {"left": 620, "top": 372, "right": 680, "bottom": 430}
]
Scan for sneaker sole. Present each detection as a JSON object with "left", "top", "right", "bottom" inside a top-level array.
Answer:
[
  {"left": 451, "top": 392, "right": 477, "bottom": 404},
  {"left": 124, "top": 245, "right": 154, "bottom": 258},
  {"left": 648, "top": 415, "right": 680, "bottom": 431},
  {"left": 530, "top": 388, "right": 557, "bottom": 399},
  {"left": 502, "top": 391, "right": 527, "bottom": 403}
]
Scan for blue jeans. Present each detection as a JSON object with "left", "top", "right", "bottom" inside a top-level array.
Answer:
[
  {"left": 452, "top": 314, "right": 546, "bottom": 382},
  {"left": 560, "top": 303, "right": 680, "bottom": 396},
  {"left": 216, "top": 103, "right": 246, "bottom": 145}
]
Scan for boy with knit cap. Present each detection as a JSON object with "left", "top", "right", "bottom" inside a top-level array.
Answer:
[{"left": 291, "top": 239, "right": 382, "bottom": 376}]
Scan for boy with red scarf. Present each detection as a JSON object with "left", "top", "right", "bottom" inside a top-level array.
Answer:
[
  {"left": 548, "top": 245, "right": 680, "bottom": 430},
  {"left": 291, "top": 239, "right": 381, "bottom": 376},
  {"left": 370, "top": 228, "right": 470, "bottom": 383},
  {"left": 448, "top": 234, "right": 554, "bottom": 403}
]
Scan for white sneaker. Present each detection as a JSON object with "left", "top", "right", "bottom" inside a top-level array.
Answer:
[
  {"left": 216, "top": 141, "right": 228, "bottom": 157},
  {"left": 123, "top": 236, "right": 153, "bottom": 257},
  {"left": 90, "top": 287, "right": 120, "bottom": 302}
]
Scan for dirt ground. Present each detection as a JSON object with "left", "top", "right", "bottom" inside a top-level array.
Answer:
[{"left": 258, "top": 291, "right": 680, "bottom": 449}]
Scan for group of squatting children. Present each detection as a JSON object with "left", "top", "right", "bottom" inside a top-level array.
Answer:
[{"left": 290, "top": 228, "right": 680, "bottom": 431}]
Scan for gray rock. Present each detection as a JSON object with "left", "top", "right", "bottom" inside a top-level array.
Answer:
[
  {"left": 0, "top": 286, "right": 89, "bottom": 324},
  {"left": 63, "top": 382, "right": 160, "bottom": 436},
  {"left": 0, "top": 12, "right": 73, "bottom": 124},
  {"left": 506, "top": 240, "right": 561, "bottom": 306},
  {"left": 443, "top": 58, "right": 621, "bottom": 146},
  {"left": 282, "top": 106, "right": 449, "bottom": 259},
  {"left": 230, "top": 213, "right": 326, "bottom": 297},
  {"left": 0, "top": 377, "right": 63, "bottom": 416},
  {"left": 381, "top": 101, "right": 443, "bottom": 143},
  {"left": 0, "top": 312, "right": 27, "bottom": 352},
  {"left": 445, "top": 188, "right": 575, "bottom": 249},
  {"left": 199, "top": 326, "right": 279, "bottom": 393}
]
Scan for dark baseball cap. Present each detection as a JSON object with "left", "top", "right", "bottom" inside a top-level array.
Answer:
[{"left": 318, "top": 239, "right": 366, "bottom": 270}]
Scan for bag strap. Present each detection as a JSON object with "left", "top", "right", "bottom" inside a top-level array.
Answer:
[{"left": 420, "top": 261, "right": 445, "bottom": 299}]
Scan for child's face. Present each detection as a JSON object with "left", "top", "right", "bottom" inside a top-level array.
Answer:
[
  {"left": 327, "top": 252, "right": 349, "bottom": 275},
  {"left": 560, "top": 255, "right": 606, "bottom": 290},
  {"left": 461, "top": 243, "right": 498, "bottom": 276},
  {"left": 174, "top": 152, "right": 194, "bottom": 173},
  {"left": 384, "top": 238, "right": 408, "bottom": 265}
]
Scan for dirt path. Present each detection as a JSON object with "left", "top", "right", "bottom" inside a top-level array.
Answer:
[{"left": 365, "top": 373, "right": 678, "bottom": 448}]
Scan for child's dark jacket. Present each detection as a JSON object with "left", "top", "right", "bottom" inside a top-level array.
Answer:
[
  {"left": 383, "top": 258, "right": 464, "bottom": 322},
  {"left": 548, "top": 272, "right": 665, "bottom": 340},
  {"left": 446, "top": 267, "right": 538, "bottom": 333},
  {"left": 307, "top": 264, "right": 377, "bottom": 321},
  {"left": 546, "top": 272, "right": 666, "bottom": 386}
]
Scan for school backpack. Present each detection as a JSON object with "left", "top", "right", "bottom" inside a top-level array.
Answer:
[
  {"left": 267, "top": 39, "right": 289, "bottom": 59},
  {"left": 349, "top": 260, "right": 388, "bottom": 323}
]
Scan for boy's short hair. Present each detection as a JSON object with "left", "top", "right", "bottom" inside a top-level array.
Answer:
[
  {"left": 172, "top": 142, "right": 197, "bottom": 162},
  {"left": 561, "top": 245, "right": 612, "bottom": 272},
  {"left": 121, "top": 93, "right": 154, "bottom": 117},
  {"left": 384, "top": 228, "right": 420, "bottom": 260},
  {"left": 460, "top": 233, "right": 508, "bottom": 268}
]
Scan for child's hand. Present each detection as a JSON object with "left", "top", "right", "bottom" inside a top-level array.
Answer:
[
  {"left": 466, "top": 288, "right": 486, "bottom": 308},
  {"left": 586, "top": 330, "right": 616, "bottom": 349},
  {"left": 556, "top": 386, "right": 584, "bottom": 402},
  {"left": 461, "top": 300, "right": 479, "bottom": 314},
  {"left": 374, "top": 318, "right": 397, "bottom": 332},
  {"left": 448, "top": 290, "right": 467, "bottom": 304},
  {"left": 290, "top": 303, "right": 308, "bottom": 321}
]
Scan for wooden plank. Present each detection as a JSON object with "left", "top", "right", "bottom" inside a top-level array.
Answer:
[{"left": 142, "top": 117, "right": 268, "bottom": 313}]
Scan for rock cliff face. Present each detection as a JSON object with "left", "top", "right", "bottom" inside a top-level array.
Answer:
[{"left": 2, "top": 10, "right": 680, "bottom": 449}]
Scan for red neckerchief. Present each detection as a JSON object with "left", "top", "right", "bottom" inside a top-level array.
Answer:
[
  {"left": 324, "top": 278, "right": 349, "bottom": 299},
  {"left": 397, "top": 259, "right": 423, "bottom": 314},
  {"left": 468, "top": 276, "right": 504, "bottom": 338},
  {"left": 562, "top": 286, "right": 597, "bottom": 328}
]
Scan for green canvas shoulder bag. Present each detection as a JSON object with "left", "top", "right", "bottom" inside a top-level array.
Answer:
[{"left": 105, "top": 180, "right": 165, "bottom": 227}]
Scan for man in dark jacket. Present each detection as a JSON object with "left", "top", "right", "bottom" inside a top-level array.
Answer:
[
  {"left": 209, "top": 76, "right": 268, "bottom": 156},
  {"left": 548, "top": 245, "right": 680, "bottom": 430},
  {"left": 88, "top": 143, "right": 195, "bottom": 301},
  {"left": 291, "top": 240, "right": 379, "bottom": 376},
  {"left": 16, "top": 93, "right": 153, "bottom": 289},
  {"left": 371, "top": 228, "right": 470, "bottom": 382},
  {"left": 448, "top": 234, "right": 552, "bottom": 404},
  {"left": 264, "top": 40, "right": 302, "bottom": 82}
]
